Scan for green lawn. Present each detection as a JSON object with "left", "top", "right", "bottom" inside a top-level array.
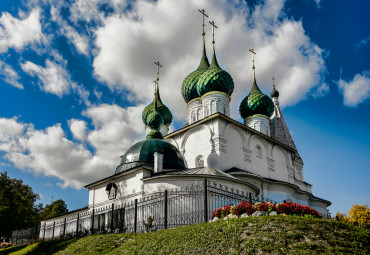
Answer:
[{"left": 2, "top": 216, "right": 369, "bottom": 254}]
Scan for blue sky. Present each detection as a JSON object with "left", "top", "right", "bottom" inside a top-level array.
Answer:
[{"left": 0, "top": 0, "right": 369, "bottom": 216}]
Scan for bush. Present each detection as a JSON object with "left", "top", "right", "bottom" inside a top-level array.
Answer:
[{"left": 211, "top": 201, "right": 322, "bottom": 219}]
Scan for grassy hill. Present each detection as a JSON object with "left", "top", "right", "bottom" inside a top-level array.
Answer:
[{"left": 1, "top": 216, "right": 369, "bottom": 254}]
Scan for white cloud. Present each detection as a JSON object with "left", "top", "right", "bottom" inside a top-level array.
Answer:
[
  {"left": 0, "top": 8, "right": 45, "bottom": 53},
  {"left": 355, "top": 36, "right": 370, "bottom": 49},
  {"left": 84, "top": 104, "right": 145, "bottom": 163},
  {"left": 21, "top": 59, "right": 71, "bottom": 96},
  {"left": 50, "top": 6, "right": 89, "bottom": 55},
  {"left": 338, "top": 71, "right": 370, "bottom": 107},
  {"left": 92, "top": 0, "right": 326, "bottom": 120},
  {"left": 68, "top": 119, "right": 87, "bottom": 141},
  {"left": 312, "top": 83, "right": 329, "bottom": 98},
  {"left": 0, "top": 61, "right": 23, "bottom": 89},
  {"left": 0, "top": 104, "right": 146, "bottom": 189},
  {"left": 20, "top": 56, "right": 91, "bottom": 105}
]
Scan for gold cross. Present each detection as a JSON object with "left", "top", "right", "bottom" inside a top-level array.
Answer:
[
  {"left": 154, "top": 61, "right": 162, "bottom": 82},
  {"left": 249, "top": 48, "right": 256, "bottom": 69},
  {"left": 198, "top": 9, "right": 208, "bottom": 37},
  {"left": 209, "top": 20, "right": 217, "bottom": 45}
]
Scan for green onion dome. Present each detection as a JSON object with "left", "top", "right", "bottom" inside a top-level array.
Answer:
[
  {"left": 146, "top": 108, "right": 164, "bottom": 130},
  {"left": 142, "top": 90, "right": 172, "bottom": 127},
  {"left": 181, "top": 49, "right": 210, "bottom": 103},
  {"left": 115, "top": 138, "right": 186, "bottom": 174},
  {"left": 239, "top": 78, "right": 274, "bottom": 120},
  {"left": 196, "top": 53, "right": 234, "bottom": 97}
]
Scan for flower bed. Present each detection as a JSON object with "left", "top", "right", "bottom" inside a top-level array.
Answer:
[{"left": 211, "top": 201, "right": 321, "bottom": 219}]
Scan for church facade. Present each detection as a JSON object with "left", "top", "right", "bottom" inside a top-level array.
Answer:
[{"left": 39, "top": 11, "right": 330, "bottom": 239}]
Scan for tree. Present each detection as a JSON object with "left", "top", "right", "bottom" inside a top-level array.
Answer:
[
  {"left": 40, "top": 199, "right": 68, "bottom": 220},
  {"left": 348, "top": 204, "right": 370, "bottom": 229},
  {"left": 336, "top": 204, "right": 370, "bottom": 229},
  {"left": 0, "top": 172, "right": 41, "bottom": 238}
]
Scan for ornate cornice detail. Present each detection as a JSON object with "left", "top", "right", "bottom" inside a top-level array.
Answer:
[
  {"left": 243, "top": 148, "right": 252, "bottom": 163},
  {"left": 213, "top": 137, "right": 227, "bottom": 153},
  {"left": 287, "top": 165, "right": 295, "bottom": 179},
  {"left": 267, "top": 157, "right": 275, "bottom": 172}
]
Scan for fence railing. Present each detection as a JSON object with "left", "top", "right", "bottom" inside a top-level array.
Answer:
[
  {"left": 39, "top": 179, "right": 260, "bottom": 240},
  {"left": 11, "top": 226, "right": 39, "bottom": 246}
]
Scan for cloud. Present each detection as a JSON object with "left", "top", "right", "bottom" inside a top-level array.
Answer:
[
  {"left": 312, "top": 82, "right": 329, "bottom": 98},
  {"left": 21, "top": 59, "right": 71, "bottom": 96},
  {"left": 92, "top": 0, "right": 326, "bottom": 120},
  {"left": 50, "top": 5, "right": 89, "bottom": 55},
  {"left": 355, "top": 36, "right": 370, "bottom": 49},
  {"left": 20, "top": 56, "right": 91, "bottom": 105},
  {"left": 0, "top": 104, "right": 146, "bottom": 189},
  {"left": 68, "top": 119, "right": 87, "bottom": 141},
  {"left": 0, "top": 61, "right": 23, "bottom": 89},
  {"left": 0, "top": 8, "right": 45, "bottom": 53},
  {"left": 337, "top": 71, "right": 370, "bottom": 107}
]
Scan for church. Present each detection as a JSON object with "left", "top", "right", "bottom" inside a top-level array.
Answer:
[{"left": 40, "top": 10, "right": 330, "bottom": 238}]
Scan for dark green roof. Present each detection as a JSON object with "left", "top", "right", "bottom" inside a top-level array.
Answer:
[
  {"left": 142, "top": 90, "right": 172, "bottom": 127},
  {"left": 239, "top": 77, "right": 274, "bottom": 119},
  {"left": 115, "top": 138, "right": 185, "bottom": 174},
  {"left": 196, "top": 53, "right": 234, "bottom": 97},
  {"left": 181, "top": 49, "right": 210, "bottom": 103}
]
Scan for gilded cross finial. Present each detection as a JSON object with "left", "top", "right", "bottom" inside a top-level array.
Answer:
[
  {"left": 249, "top": 48, "right": 256, "bottom": 70},
  {"left": 209, "top": 20, "right": 217, "bottom": 53},
  {"left": 198, "top": 9, "right": 208, "bottom": 45},
  {"left": 154, "top": 61, "right": 162, "bottom": 83}
]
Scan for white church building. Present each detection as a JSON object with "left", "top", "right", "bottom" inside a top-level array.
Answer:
[{"left": 40, "top": 11, "right": 330, "bottom": 239}]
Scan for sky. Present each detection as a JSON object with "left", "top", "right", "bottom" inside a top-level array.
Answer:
[{"left": 0, "top": 0, "right": 369, "bottom": 216}]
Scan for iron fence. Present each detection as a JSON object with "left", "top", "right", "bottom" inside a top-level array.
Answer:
[
  {"left": 39, "top": 179, "right": 259, "bottom": 240},
  {"left": 11, "top": 226, "right": 39, "bottom": 246}
]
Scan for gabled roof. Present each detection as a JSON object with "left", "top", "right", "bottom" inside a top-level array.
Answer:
[{"left": 165, "top": 112, "right": 297, "bottom": 153}]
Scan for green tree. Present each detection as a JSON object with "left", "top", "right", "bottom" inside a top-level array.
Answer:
[
  {"left": 40, "top": 199, "right": 68, "bottom": 220},
  {"left": 0, "top": 172, "right": 41, "bottom": 238}
]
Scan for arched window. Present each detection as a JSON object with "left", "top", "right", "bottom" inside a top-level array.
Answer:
[
  {"left": 210, "top": 100, "right": 215, "bottom": 114},
  {"left": 106, "top": 182, "right": 118, "bottom": 199},
  {"left": 192, "top": 111, "right": 196, "bottom": 123},
  {"left": 256, "top": 145, "right": 262, "bottom": 157},
  {"left": 216, "top": 100, "right": 222, "bottom": 113},
  {"left": 197, "top": 108, "right": 201, "bottom": 120},
  {"left": 195, "top": 155, "right": 204, "bottom": 167}
]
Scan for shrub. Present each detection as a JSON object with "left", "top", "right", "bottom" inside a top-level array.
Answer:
[{"left": 211, "top": 201, "right": 321, "bottom": 219}]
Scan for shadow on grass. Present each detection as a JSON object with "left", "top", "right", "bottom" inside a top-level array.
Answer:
[
  {"left": 0, "top": 245, "right": 28, "bottom": 255},
  {"left": 26, "top": 239, "right": 78, "bottom": 255}
]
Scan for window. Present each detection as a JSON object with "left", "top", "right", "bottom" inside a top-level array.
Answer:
[
  {"left": 106, "top": 182, "right": 118, "bottom": 199},
  {"left": 195, "top": 155, "right": 204, "bottom": 167},
  {"left": 256, "top": 145, "right": 262, "bottom": 157}
]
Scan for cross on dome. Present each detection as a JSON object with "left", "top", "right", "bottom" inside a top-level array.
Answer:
[{"left": 209, "top": 20, "right": 218, "bottom": 53}]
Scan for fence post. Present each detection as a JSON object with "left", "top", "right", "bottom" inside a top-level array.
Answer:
[
  {"left": 76, "top": 213, "right": 80, "bottom": 237},
  {"left": 249, "top": 193, "right": 252, "bottom": 204},
  {"left": 15, "top": 230, "right": 18, "bottom": 246},
  {"left": 204, "top": 178, "right": 208, "bottom": 223},
  {"left": 164, "top": 190, "right": 168, "bottom": 229},
  {"left": 63, "top": 218, "right": 66, "bottom": 238},
  {"left": 52, "top": 221, "right": 55, "bottom": 240},
  {"left": 43, "top": 223, "right": 46, "bottom": 241},
  {"left": 111, "top": 203, "right": 114, "bottom": 232},
  {"left": 134, "top": 199, "right": 138, "bottom": 233},
  {"left": 91, "top": 209, "right": 95, "bottom": 235}
]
